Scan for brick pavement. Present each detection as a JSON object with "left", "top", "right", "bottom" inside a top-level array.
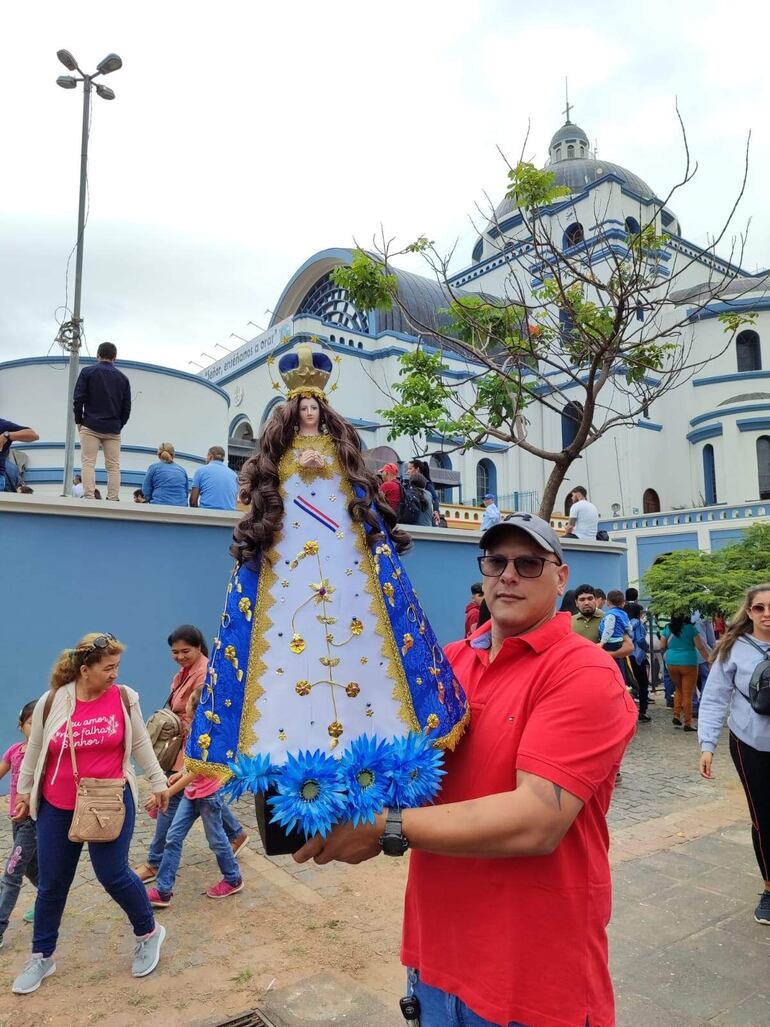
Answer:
[{"left": 0, "top": 692, "right": 765, "bottom": 1027}]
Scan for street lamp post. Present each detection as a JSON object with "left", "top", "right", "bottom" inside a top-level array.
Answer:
[{"left": 56, "top": 49, "right": 122, "bottom": 497}]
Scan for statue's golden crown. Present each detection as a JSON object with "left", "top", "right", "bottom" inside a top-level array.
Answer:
[{"left": 278, "top": 344, "right": 334, "bottom": 399}]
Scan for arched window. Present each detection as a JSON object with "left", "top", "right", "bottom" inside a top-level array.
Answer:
[
  {"left": 758, "top": 436, "right": 770, "bottom": 500},
  {"left": 625, "top": 216, "right": 641, "bottom": 235},
  {"left": 567, "top": 144, "right": 575, "bottom": 159},
  {"left": 642, "top": 488, "right": 661, "bottom": 513},
  {"left": 737, "top": 330, "right": 762, "bottom": 372},
  {"left": 561, "top": 400, "right": 583, "bottom": 449},
  {"left": 703, "top": 444, "right": 717, "bottom": 505},
  {"left": 563, "top": 222, "right": 584, "bottom": 248},
  {"left": 476, "top": 459, "right": 497, "bottom": 503}
]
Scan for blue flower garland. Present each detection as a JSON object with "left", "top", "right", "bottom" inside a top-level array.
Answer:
[{"left": 225, "top": 733, "right": 446, "bottom": 837}]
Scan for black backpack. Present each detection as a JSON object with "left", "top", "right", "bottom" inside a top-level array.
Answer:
[
  {"left": 399, "top": 483, "right": 422, "bottom": 525},
  {"left": 743, "top": 636, "right": 770, "bottom": 716}
]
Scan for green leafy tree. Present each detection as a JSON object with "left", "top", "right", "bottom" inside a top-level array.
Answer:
[
  {"left": 331, "top": 128, "right": 752, "bottom": 517},
  {"left": 643, "top": 523, "right": 770, "bottom": 616}
]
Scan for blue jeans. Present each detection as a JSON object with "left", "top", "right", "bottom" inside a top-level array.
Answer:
[
  {"left": 147, "top": 788, "right": 243, "bottom": 867},
  {"left": 0, "top": 817, "right": 38, "bottom": 939},
  {"left": 155, "top": 793, "right": 241, "bottom": 897},
  {"left": 407, "top": 969, "right": 527, "bottom": 1027},
  {"left": 0, "top": 472, "right": 6, "bottom": 492},
  {"left": 34, "top": 789, "right": 154, "bottom": 957}
]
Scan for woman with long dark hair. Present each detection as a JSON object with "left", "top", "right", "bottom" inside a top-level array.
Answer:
[
  {"left": 661, "top": 613, "right": 709, "bottom": 731},
  {"left": 185, "top": 346, "right": 468, "bottom": 843},
  {"left": 134, "top": 625, "right": 247, "bottom": 883},
  {"left": 699, "top": 584, "right": 770, "bottom": 924}
]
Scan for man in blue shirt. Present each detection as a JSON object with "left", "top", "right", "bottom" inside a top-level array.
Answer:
[
  {"left": 481, "top": 493, "right": 501, "bottom": 532},
  {"left": 1, "top": 419, "right": 39, "bottom": 492},
  {"left": 190, "top": 446, "right": 238, "bottom": 510}
]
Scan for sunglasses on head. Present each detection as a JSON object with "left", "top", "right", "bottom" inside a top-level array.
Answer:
[{"left": 83, "top": 633, "right": 116, "bottom": 652}]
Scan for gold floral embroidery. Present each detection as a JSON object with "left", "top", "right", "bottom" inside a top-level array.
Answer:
[
  {"left": 290, "top": 633, "right": 306, "bottom": 654},
  {"left": 401, "top": 633, "right": 414, "bottom": 655},
  {"left": 295, "top": 680, "right": 311, "bottom": 696},
  {"left": 238, "top": 597, "right": 252, "bottom": 621},
  {"left": 303, "top": 540, "right": 319, "bottom": 556},
  {"left": 350, "top": 617, "right": 364, "bottom": 636},
  {"left": 425, "top": 714, "right": 439, "bottom": 731},
  {"left": 382, "top": 582, "right": 395, "bottom": 606},
  {"left": 345, "top": 682, "right": 360, "bottom": 697}
]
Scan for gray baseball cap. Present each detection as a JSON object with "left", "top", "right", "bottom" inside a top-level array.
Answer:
[{"left": 479, "top": 512, "right": 564, "bottom": 564}]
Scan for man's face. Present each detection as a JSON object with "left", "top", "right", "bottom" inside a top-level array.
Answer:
[
  {"left": 571, "top": 490, "right": 584, "bottom": 504},
  {"left": 576, "top": 591, "right": 597, "bottom": 616},
  {"left": 481, "top": 530, "right": 569, "bottom": 637}
]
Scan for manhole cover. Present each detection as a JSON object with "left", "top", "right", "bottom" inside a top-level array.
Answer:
[{"left": 215, "top": 1011, "right": 277, "bottom": 1027}]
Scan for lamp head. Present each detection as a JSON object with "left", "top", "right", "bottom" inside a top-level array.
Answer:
[
  {"left": 95, "top": 84, "right": 116, "bottom": 101},
  {"left": 96, "top": 53, "right": 122, "bottom": 75},
  {"left": 56, "top": 49, "right": 78, "bottom": 71},
  {"left": 56, "top": 76, "right": 78, "bottom": 90}
]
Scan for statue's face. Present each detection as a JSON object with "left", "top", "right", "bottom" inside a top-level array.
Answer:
[{"left": 298, "top": 397, "right": 321, "bottom": 433}]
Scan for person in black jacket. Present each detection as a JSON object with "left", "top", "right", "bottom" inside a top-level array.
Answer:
[{"left": 73, "top": 342, "right": 131, "bottom": 500}]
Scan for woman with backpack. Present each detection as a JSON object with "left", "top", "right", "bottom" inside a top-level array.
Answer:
[
  {"left": 134, "top": 626, "right": 248, "bottom": 884},
  {"left": 409, "top": 472, "right": 435, "bottom": 527},
  {"left": 698, "top": 584, "right": 770, "bottom": 925},
  {"left": 11, "top": 633, "right": 169, "bottom": 994},
  {"left": 626, "top": 602, "right": 652, "bottom": 723}
]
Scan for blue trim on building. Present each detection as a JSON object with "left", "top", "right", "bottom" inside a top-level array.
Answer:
[
  {"left": 637, "top": 420, "right": 664, "bottom": 432},
  {"left": 600, "top": 499, "right": 770, "bottom": 532},
  {"left": 0, "top": 356, "right": 231, "bottom": 404},
  {"left": 15, "top": 442, "right": 207, "bottom": 464},
  {"left": 228, "top": 414, "right": 252, "bottom": 436},
  {"left": 686, "top": 424, "right": 723, "bottom": 444},
  {"left": 737, "top": 418, "right": 770, "bottom": 433},
  {"left": 687, "top": 297, "right": 770, "bottom": 322},
  {"left": 693, "top": 370, "right": 770, "bottom": 387},
  {"left": 690, "top": 403, "right": 770, "bottom": 427},
  {"left": 23, "top": 467, "right": 148, "bottom": 487}
]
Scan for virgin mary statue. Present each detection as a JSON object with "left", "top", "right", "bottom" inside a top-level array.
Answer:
[{"left": 186, "top": 344, "right": 468, "bottom": 841}]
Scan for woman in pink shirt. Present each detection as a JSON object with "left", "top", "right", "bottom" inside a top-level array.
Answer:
[
  {"left": 134, "top": 625, "right": 247, "bottom": 883},
  {"left": 11, "top": 633, "right": 170, "bottom": 996}
]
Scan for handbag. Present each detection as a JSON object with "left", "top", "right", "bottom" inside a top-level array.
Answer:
[
  {"left": 743, "top": 636, "right": 770, "bottom": 716},
  {"left": 66, "top": 699, "right": 127, "bottom": 843}
]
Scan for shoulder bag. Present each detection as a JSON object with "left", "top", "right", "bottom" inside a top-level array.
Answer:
[
  {"left": 67, "top": 686, "right": 128, "bottom": 843},
  {"left": 742, "top": 636, "right": 770, "bottom": 716}
]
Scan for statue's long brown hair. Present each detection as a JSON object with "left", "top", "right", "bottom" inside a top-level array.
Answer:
[{"left": 232, "top": 396, "right": 410, "bottom": 563}]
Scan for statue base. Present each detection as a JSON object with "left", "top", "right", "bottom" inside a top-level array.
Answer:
[{"left": 254, "top": 788, "right": 307, "bottom": 855}]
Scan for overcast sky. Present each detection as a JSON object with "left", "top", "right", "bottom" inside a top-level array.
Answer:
[{"left": 2, "top": 1, "right": 768, "bottom": 371}]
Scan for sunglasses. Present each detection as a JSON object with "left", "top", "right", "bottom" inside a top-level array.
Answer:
[
  {"left": 750, "top": 604, "right": 770, "bottom": 615},
  {"left": 84, "top": 633, "right": 116, "bottom": 652},
  {"left": 477, "top": 554, "right": 559, "bottom": 579}
]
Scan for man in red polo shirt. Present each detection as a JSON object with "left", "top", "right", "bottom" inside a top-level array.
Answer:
[{"left": 295, "top": 513, "right": 637, "bottom": 1027}]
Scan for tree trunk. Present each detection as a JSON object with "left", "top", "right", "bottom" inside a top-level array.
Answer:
[{"left": 538, "top": 460, "right": 572, "bottom": 521}]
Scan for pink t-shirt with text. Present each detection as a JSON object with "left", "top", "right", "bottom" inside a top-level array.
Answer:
[
  {"left": 42, "top": 685, "right": 126, "bottom": 810},
  {"left": 2, "top": 742, "right": 26, "bottom": 817}
]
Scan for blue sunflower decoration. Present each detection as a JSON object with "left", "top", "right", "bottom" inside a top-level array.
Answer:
[
  {"left": 339, "top": 735, "right": 395, "bottom": 827},
  {"left": 268, "top": 749, "right": 348, "bottom": 838},
  {"left": 386, "top": 731, "right": 446, "bottom": 808},
  {"left": 222, "top": 753, "right": 276, "bottom": 803}
]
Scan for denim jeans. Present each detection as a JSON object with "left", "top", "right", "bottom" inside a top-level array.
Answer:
[
  {"left": 0, "top": 471, "right": 6, "bottom": 492},
  {"left": 147, "top": 789, "right": 243, "bottom": 867},
  {"left": 33, "top": 788, "right": 154, "bottom": 957},
  {"left": 0, "top": 817, "right": 38, "bottom": 939},
  {"left": 155, "top": 793, "right": 241, "bottom": 896},
  {"left": 407, "top": 969, "right": 527, "bottom": 1027}
]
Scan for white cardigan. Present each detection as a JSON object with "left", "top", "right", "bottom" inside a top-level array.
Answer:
[{"left": 17, "top": 682, "right": 168, "bottom": 819}]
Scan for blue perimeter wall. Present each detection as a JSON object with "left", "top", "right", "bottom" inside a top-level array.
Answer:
[{"left": 0, "top": 506, "right": 626, "bottom": 791}]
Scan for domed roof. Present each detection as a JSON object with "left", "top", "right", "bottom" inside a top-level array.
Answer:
[
  {"left": 549, "top": 120, "right": 589, "bottom": 149},
  {"left": 493, "top": 156, "right": 657, "bottom": 222}
]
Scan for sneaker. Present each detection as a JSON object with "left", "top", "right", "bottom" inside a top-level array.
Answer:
[
  {"left": 23, "top": 908, "right": 34, "bottom": 924},
  {"left": 134, "top": 863, "right": 158, "bottom": 884},
  {"left": 638, "top": 714, "right": 652, "bottom": 723},
  {"left": 754, "top": 891, "right": 770, "bottom": 925},
  {"left": 12, "top": 954, "right": 56, "bottom": 994},
  {"left": 131, "top": 924, "right": 166, "bottom": 978},
  {"left": 683, "top": 725, "right": 697, "bottom": 733},
  {"left": 672, "top": 717, "right": 682, "bottom": 727},
  {"left": 146, "top": 886, "right": 172, "bottom": 908},
  {"left": 231, "top": 833, "right": 249, "bottom": 859},
  {"left": 206, "top": 879, "right": 243, "bottom": 899}
]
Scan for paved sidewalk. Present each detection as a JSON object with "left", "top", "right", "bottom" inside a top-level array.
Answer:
[{"left": 0, "top": 695, "right": 765, "bottom": 1026}]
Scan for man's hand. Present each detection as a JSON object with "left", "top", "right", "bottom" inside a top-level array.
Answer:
[
  {"left": 294, "top": 815, "right": 385, "bottom": 866},
  {"left": 699, "top": 752, "right": 714, "bottom": 779}
]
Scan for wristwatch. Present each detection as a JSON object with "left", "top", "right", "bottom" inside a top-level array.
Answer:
[{"left": 379, "top": 807, "right": 409, "bottom": 857}]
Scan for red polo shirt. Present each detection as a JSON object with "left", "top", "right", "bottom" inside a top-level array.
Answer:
[{"left": 401, "top": 612, "right": 637, "bottom": 1027}]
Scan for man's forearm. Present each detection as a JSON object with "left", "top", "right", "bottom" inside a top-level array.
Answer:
[{"left": 401, "top": 787, "right": 566, "bottom": 859}]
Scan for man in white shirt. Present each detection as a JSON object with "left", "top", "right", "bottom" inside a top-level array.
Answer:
[
  {"left": 565, "top": 486, "right": 599, "bottom": 540},
  {"left": 481, "top": 493, "right": 501, "bottom": 532},
  {"left": 72, "top": 474, "right": 85, "bottom": 498}
]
